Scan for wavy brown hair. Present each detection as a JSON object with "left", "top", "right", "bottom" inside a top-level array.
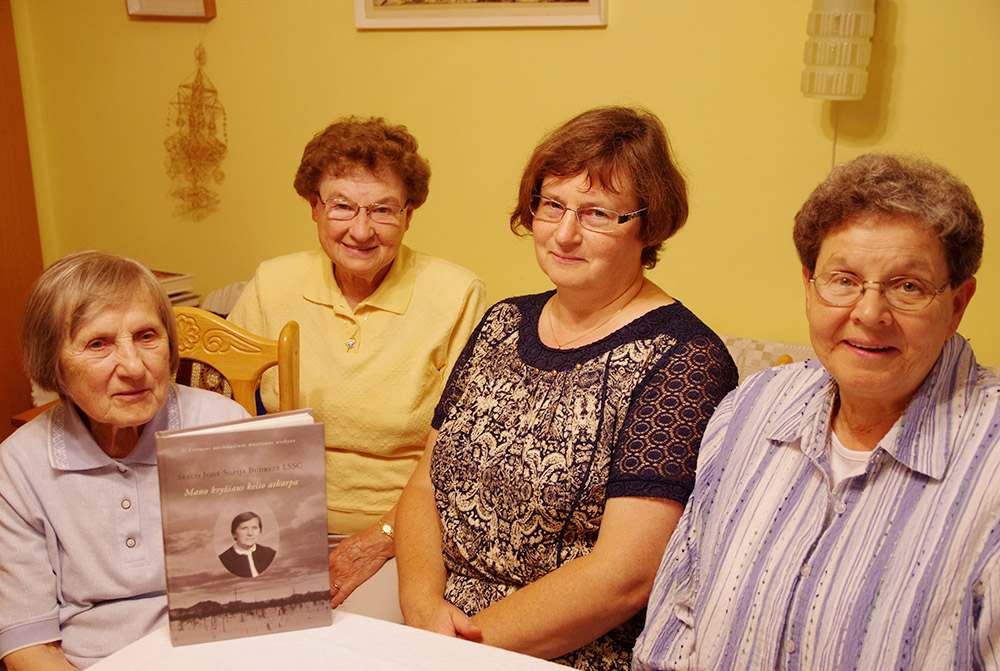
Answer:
[
  {"left": 510, "top": 106, "right": 688, "bottom": 269},
  {"left": 293, "top": 116, "right": 431, "bottom": 209}
]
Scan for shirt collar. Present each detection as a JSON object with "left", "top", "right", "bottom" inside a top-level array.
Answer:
[
  {"left": 303, "top": 245, "right": 415, "bottom": 316},
  {"left": 885, "top": 334, "right": 976, "bottom": 479},
  {"left": 49, "top": 383, "right": 182, "bottom": 471},
  {"left": 764, "top": 359, "right": 836, "bottom": 460},
  {"left": 233, "top": 544, "right": 258, "bottom": 556},
  {"left": 765, "top": 334, "right": 976, "bottom": 480}
]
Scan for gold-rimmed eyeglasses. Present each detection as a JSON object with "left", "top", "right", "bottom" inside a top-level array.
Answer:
[{"left": 319, "top": 196, "right": 408, "bottom": 226}]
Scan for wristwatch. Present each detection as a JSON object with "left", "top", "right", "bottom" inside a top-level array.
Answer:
[{"left": 379, "top": 520, "right": 395, "bottom": 539}]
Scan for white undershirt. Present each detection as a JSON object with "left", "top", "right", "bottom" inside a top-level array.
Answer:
[
  {"left": 829, "top": 430, "right": 873, "bottom": 488},
  {"left": 234, "top": 544, "right": 260, "bottom": 577}
]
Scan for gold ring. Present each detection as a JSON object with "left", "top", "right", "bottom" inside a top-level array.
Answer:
[{"left": 333, "top": 583, "right": 341, "bottom": 590}]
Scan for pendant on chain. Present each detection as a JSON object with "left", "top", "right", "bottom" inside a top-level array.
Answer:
[{"left": 344, "top": 313, "right": 368, "bottom": 353}]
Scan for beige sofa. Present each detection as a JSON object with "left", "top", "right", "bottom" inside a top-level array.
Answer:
[
  {"left": 720, "top": 335, "right": 816, "bottom": 384},
  {"left": 720, "top": 334, "right": 1000, "bottom": 383}
]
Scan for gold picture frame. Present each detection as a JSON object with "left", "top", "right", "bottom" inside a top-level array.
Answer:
[
  {"left": 125, "top": 0, "right": 216, "bottom": 21},
  {"left": 354, "top": 0, "right": 607, "bottom": 30}
]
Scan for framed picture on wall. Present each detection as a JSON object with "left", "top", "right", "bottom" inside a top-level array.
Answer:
[
  {"left": 125, "top": 0, "right": 216, "bottom": 20},
  {"left": 354, "top": 0, "right": 607, "bottom": 29}
]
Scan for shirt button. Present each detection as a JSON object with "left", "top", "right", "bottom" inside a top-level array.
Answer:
[
  {"left": 116, "top": 464, "right": 128, "bottom": 474},
  {"left": 125, "top": 537, "right": 136, "bottom": 548},
  {"left": 121, "top": 499, "right": 132, "bottom": 510},
  {"left": 784, "top": 639, "right": 795, "bottom": 654},
  {"left": 800, "top": 564, "right": 810, "bottom": 578},
  {"left": 834, "top": 501, "right": 847, "bottom": 514}
]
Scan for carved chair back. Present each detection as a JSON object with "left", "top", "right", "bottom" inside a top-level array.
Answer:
[{"left": 173, "top": 306, "right": 299, "bottom": 415}]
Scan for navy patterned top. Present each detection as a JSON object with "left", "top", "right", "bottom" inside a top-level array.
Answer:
[{"left": 429, "top": 292, "right": 737, "bottom": 670}]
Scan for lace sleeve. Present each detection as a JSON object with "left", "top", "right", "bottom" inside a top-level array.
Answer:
[{"left": 608, "top": 334, "right": 738, "bottom": 504}]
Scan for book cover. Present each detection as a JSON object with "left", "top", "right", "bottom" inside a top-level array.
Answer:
[
  {"left": 155, "top": 409, "right": 331, "bottom": 646},
  {"left": 152, "top": 269, "right": 195, "bottom": 295}
]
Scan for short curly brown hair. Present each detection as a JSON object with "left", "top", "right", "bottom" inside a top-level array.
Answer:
[
  {"left": 793, "top": 153, "right": 983, "bottom": 285},
  {"left": 293, "top": 116, "right": 431, "bottom": 208},
  {"left": 509, "top": 106, "right": 688, "bottom": 269}
]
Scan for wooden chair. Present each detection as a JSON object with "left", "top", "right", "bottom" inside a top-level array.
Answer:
[
  {"left": 174, "top": 306, "right": 299, "bottom": 415},
  {"left": 10, "top": 399, "right": 56, "bottom": 427}
]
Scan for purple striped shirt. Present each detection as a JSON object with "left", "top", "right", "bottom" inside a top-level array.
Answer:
[{"left": 633, "top": 334, "right": 1000, "bottom": 671}]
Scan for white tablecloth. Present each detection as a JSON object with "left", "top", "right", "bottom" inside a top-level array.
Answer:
[{"left": 90, "top": 610, "right": 564, "bottom": 670}]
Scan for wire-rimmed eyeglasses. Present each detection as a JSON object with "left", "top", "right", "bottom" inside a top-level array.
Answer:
[
  {"left": 319, "top": 196, "right": 407, "bottom": 226},
  {"left": 530, "top": 195, "right": 646, "bottom": 234},
  {"left": 809, "top": 271, "right": 948, "bottom": 311}
]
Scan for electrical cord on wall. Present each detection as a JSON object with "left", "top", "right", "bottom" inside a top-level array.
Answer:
[{"left": 830, "top": 101, "right": 839, "bottom": 171}]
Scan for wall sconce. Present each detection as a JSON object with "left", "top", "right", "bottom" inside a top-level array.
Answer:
[{"left": 801, "top": 0, "right": 876, "bottom": 100}]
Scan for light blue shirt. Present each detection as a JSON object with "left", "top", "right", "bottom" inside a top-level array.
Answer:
[
  {"left": 633, "top": 334, "right": 1000, "bottom": 671},
  {"left": 0, "top": 384, "right": 247, "bottom": 668}
]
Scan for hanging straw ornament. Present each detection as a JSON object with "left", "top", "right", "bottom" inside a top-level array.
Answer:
[{"left": 165, "top": 44, "right": 228, "bottom": 220}]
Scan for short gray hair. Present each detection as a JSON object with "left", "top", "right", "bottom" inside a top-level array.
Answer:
[
  {"left": 22, "top": 250, "right": 179, "bottom": 395},
  {"left": 793, "top": 153, "right": 983, "bottom": 285}
]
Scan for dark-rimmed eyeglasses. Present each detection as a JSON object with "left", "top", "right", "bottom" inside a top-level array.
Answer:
[
  {"left": 809, "top": 272, "right": 948, "bottom": 311},
  {"left": 530, "top": 195, "right": 646, "bottom": 234},
  {"left": 319, "top": 196, "right": 407, "bottom": 226}
]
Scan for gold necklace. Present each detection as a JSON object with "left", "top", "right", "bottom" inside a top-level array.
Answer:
[
  {"left": 546, "top": 284, "right": 642, "bottom": 349},
  {"left": 548, "top": 306, "right": 622, "bottom": 349}
]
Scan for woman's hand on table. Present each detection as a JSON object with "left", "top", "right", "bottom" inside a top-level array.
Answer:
[
  {"left": 3, "top": 642, "right": 79, "bottom": 670},
  {"left": 404, "top": 597, "right": 483, "bottom": 641},
  {"left": 328, "top": 524, "right": 395, "bottom": 608}
]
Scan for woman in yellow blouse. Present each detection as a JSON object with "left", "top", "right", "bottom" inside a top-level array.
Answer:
[{"left": 227, "top": 116, "right": 486, "bottom": 614}]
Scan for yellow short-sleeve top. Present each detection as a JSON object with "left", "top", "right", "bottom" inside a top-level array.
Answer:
[{"left": 227, "top": 246, "right": 486, "bottom": 533}]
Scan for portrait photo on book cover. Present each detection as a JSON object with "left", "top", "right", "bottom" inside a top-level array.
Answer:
[{"left": 218, "top": 510, "right": 278, "bottom": 578}]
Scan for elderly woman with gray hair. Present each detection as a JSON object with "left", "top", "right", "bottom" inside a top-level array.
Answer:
[
  {"left": 0, "top": 251, "right": 247, "bottom": 670},
  {"left": 634, "top": 154, "right": 999, "bottom": 670}
]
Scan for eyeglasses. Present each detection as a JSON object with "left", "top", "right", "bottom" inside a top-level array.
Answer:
[
  {"left": 319, "top": 196, "right": 407, "bottom": 225},
  {"left": 809, "top": 272, "right": 948, "bottom": 311},
  {"left": 530, "top": 195, "right": 646, "bottom": 234}
]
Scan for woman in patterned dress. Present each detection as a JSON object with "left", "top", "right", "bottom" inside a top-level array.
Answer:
[{"left": 395, "top": 106, "right": 737, "bottom": 670}]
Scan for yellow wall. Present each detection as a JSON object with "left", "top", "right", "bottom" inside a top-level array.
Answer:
[{"left": 10, "top": 1, "right": 1000, "bottom": 361}]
